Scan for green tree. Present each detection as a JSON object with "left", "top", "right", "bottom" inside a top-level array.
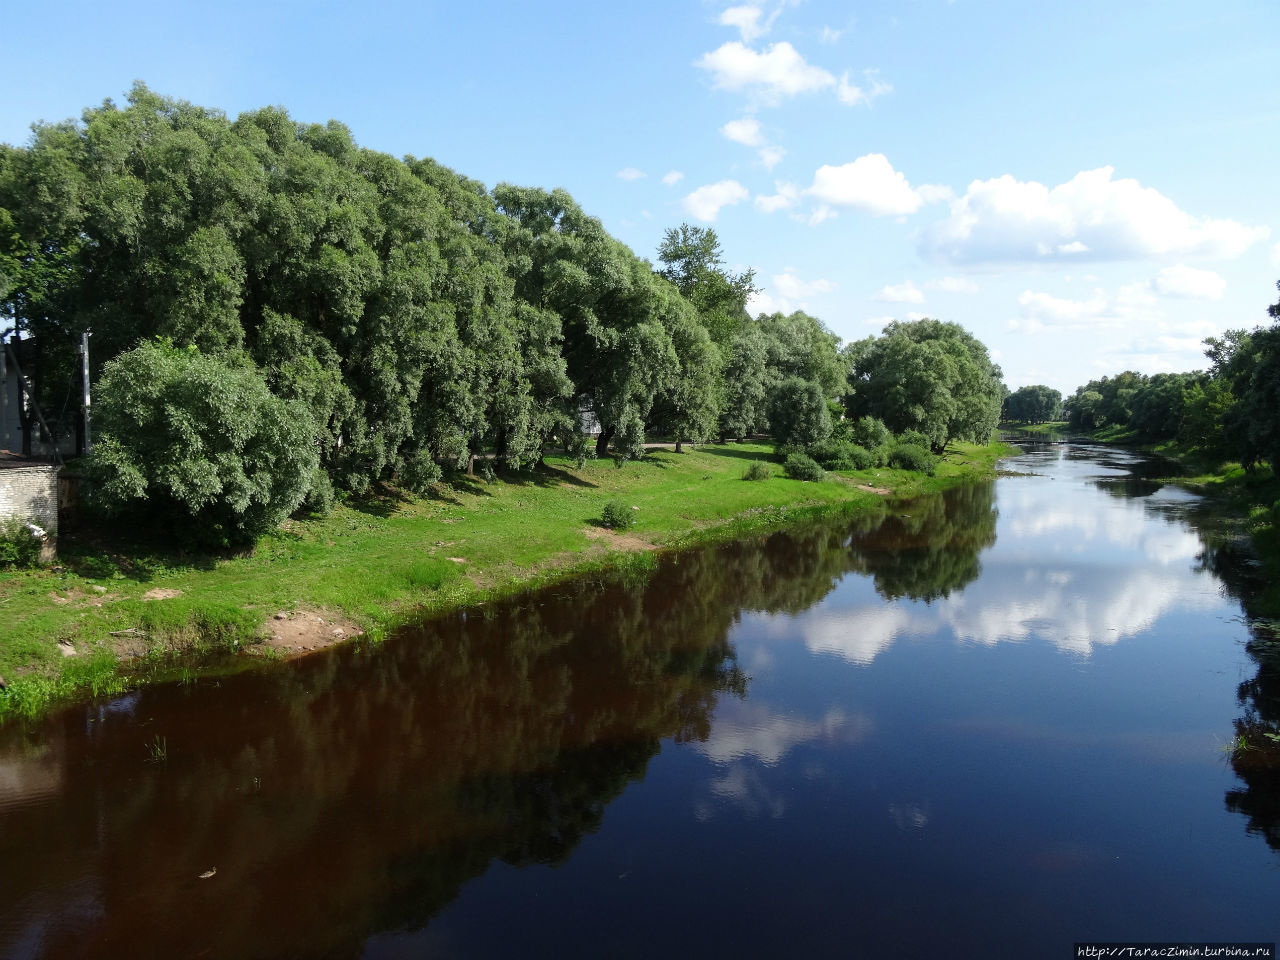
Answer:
[
  {"left": 769, "top": 376, "right": 832, "bottom": 449},
  {"left": 88, "top": 342, "right": 317, "bottom": 544},
  {"left": 845, "top": 319, "right": 1003, "bottom": 452}
]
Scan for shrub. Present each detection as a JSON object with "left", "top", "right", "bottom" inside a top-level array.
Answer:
[
  {"left": 850, "top": 416, "right": 892, "bottom": 451},
  {"left": 87, "top": 342, "right": 319, "bottom": 545},
  {"left": 809, "top": 439, "right": 854, "bottom": 469},
  {"left": 897, "top": 428, "right": 932, "bottom": 449},
  {"left": 0, "top": 517, "right": 45, "bottom": 568},
  {"left": 742, "top": 461, "right": 771, "bottom": 481},
  {"left": 600, "top": 499, "right": 635, "bottom": 529},
  {"left": 784, "top": 452, "right": 825, "bottom": 481},
  {"left": 888, "top": 443, "right": 938, "bottom": 475}
]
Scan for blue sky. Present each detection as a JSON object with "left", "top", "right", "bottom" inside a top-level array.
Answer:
[{"left": 4, "top": 0, "right": 1278, "bottom": 393}]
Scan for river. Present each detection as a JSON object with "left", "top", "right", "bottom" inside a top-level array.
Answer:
[{"left": 1, "top": 444, "right": 1277, "bottom": 958}]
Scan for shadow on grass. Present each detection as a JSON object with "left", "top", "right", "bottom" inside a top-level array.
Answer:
[
  {"left": 58, "top": 528, "right": 225, "bottom": 584},
  {"left": 502, "top": 462, "right": 599, "bottom": 490},
  {"left": 699, "top": 444, "right": 779, "bottom": 464}
]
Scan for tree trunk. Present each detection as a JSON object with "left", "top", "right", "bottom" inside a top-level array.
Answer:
[
  {"left": 595, "top": 425, "right": 614, "bottom": 458},
  {"left": 675, "top": 438, "right": 683, "bottom": 454},
  {"left": 466, "top": 453, "right": 475, "bottom": 477}
]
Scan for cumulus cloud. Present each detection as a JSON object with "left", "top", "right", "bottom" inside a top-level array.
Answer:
[
  {"left": 661, "top": 170, "right": 685, "bottom": 186},
  {"left": 806, "top": 154, "right": 945, "bottom": 217},
  {"left": 748, "top": 267, "right": 834, "bottom": 315},
  {"left": 758, "top": 145, "right": 786, "bottom": 170},
  {"left": 837, "top": 69, "right": 892, "bottom": 107},
  {"left": 719, "top": 4, "right": 773, "bottom": 42},
  {"left": 755, "top": 181, "right": 800, "bottom": 213},
  {"left": 929, "top": 276, "right": 980, "bottom": 294},
  {"left": 1012, "top": 281, "right": 1158, "bottom": 333},
  {"left": 1154, "top": 264, "right": 1225, "bottom": 300},
  {"left": 616, "top": 167, "right": 646, "bottom": 181},
  {"left": 696, "top": 41, "right": 836, "bottom": 101},
  {"left": 773, "top": 267, "right": 835, "bottom": 300},
  {"left": 873, "top": 281, "right": 924, "bottom": 304},
  {"left": 919, "top": 166, "right": 1269, "bottom": 265},
  {"left": 682, "top": 180, "right": 750, "bottom": 221},
  {"left": 721, "top": 115, "right": 764, "bottom": 146}
]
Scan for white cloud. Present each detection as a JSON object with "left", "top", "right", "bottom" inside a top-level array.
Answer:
[
  {"left": 807, "top": 154, "right": 924, "bottom": 216},
  {"left": 661, "top": 170, "right": 685, "bottom": 187},
  {"left": 819, "top": 25, "right": 842, "bottom": 44},
  {"left": 1015, "top": 290, "right": 1116, "bottom": 331},
  {"left": 806, "top": 204, "right": 837, "bottom": 226},
  {"left": 773, "top": 267, "right": 835, "bottom": 300},
  {"left": 682, "top": 180, "right": 750, "bottom": 222},
  {"left": 920, "top": 166, "right": 1269, "bottom": 265},
  {"left": 719, "top": 4, "right": 772, "bottom": 42},
  {"left": 758, "top": 145, "right": 786, "bottom": 170},
  {"left": 1154, "top": 264, "right": 1226, "bottom": 300},
  {"left": 721, "top": 115, "right": 764, "bottom": 146},
  {"left": 837, "top": 69, "right": 891, "bottom": 107},
  {"left": 696, "top": 41, "right": 835, "bottom": 101},
  {"left": 1012, "top": 281, "right": 1161, "bottom": 332},
  {"left": 929, "top": 276, "right": 980, "bottom": 294},
  {"left": 755, "top": 181, "right": 800, "bottom": 213},
  {"left": 874, "top": 281, "right": 924, "bottom": 304},
  {"left": 748, "top": 267, "right": 834, "bottom": 315},
  {"left": 616, "top": 167, "right": 646, "bottom": 181}
]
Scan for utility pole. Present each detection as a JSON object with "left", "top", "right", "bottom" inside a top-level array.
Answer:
[
  {"left": 0, "top": 329, "right": 8, "bottom": 453},
  {"left": 81, "top": 330, "right": 92, "bottom": 454}
]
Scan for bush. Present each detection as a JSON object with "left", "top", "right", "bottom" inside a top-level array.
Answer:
[
  {"left": 600, "top": 499, "right": 635, "bottom": 529},
  {"left": 768, "top": 377, "right": 832, "bottom": 449},
  {"left": 897, "top": 428, "right": 932, "bottom": 449},
  {"left": 742, "top": 461, "right": 771, "bottom": 481},
  {"left": 87, "top": 342, "right": 319, "bottom": 545},
  {"left": 784, "top": 452, "right": 825, "bottom": 481},
  {"left": 888, "top": 443, "right": 938, "bottom": 475},
  {"left": 850, "top": 416, "right": 892, "bottom": 451},
  {"left": 0, "top": 517, "right": 45, "bottom": 568}
]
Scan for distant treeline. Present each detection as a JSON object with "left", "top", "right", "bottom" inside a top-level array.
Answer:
[
  {"left": 1055, "top": 286, "right": 1280, "bottom": 471},
  {"left": 0, "top": 85, "right": 1004, "bottom": 540}
]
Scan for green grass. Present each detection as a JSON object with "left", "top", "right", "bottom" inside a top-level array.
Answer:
[{"left": 0, "top": 440, "right": 1011, "bottom": 720}]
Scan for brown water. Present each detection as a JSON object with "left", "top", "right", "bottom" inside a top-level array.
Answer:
[{"left": 1, "top": 445, "right": 1277, "bottom": 958}]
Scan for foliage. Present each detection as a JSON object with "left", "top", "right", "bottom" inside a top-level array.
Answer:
[
  {"left": 809, "top": 439, "right": 878, "bottom": 471},
  {"left": 1002, "top": 384, "right": 1062, "bottom": 424},
  {"left": 769, "top": 376, "right": 832, "bottom": 450},
  {"left": 86, "top": 342, "right": 318, "bottom": 544},
  {"left": 845, "top": 318, "right": 1004, "bottom": 452},
  {"left": 0, "top": 517, "right": 44, "bottom": 568},
  {"left": 783, "top": 452, "right": 825, "bottom": 481},
  {"left": 742, "top": 461, "right": 771, "bottom": 481},
  {"left": 849, "top": 415, "right": 892, "bottom": 451},
  {"left": 600, "top": 499, "right": 635, "bottom": 529},
  {"left": 889, "top": 443, "right": 939, "bottom": 475}
]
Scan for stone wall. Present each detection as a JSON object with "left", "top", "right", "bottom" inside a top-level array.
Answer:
[{"left": 0, "top": 465, "right": 60, "bottom": 560}]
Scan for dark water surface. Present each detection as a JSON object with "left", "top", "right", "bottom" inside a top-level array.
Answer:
[{"left": 2, "top": 445, "right": 1278, "bottom": 958}]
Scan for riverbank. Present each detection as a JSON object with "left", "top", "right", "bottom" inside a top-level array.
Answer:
[{"left": 0, "top": 440, "right": 1012, "bottom": 720}]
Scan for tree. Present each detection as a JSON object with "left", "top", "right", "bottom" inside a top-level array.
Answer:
[
  {"left": 1001, "top": 384, "right": 1061, "bottom": 424},
  {"left": 656, "top": 223, "right": 756, "bottom": 350},
  {"left": 495, "top": 185, "right": 678, "bottom": 459},
  {"left": 88, "top": 342, "right": 317, "bottom": 544},
  {"left": 845, "top": 319, "right": 1004, "bottom": 452},
  {"left": 768, "top": 376, "right": 832, "bottom": 449}
]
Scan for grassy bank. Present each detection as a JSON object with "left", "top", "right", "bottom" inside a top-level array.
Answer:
[{"left": 0, "top": 440, "right": 1012, "bottom": 720}]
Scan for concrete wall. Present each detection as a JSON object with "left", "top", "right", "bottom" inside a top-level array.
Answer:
[{"left": 0, "top": 465, "right": 60, "bottom": 560}]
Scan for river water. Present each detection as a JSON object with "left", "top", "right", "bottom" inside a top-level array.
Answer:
[{"left": 1, "top": 445, "right": 1277, "bottom": 958}]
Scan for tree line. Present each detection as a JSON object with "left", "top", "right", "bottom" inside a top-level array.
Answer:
[
  {"left": 1053, "top": 285, "right": 1280, "bottom": 472},
  {"left": 0, "top": 85, "right": 1004, "bottom": 542}
]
